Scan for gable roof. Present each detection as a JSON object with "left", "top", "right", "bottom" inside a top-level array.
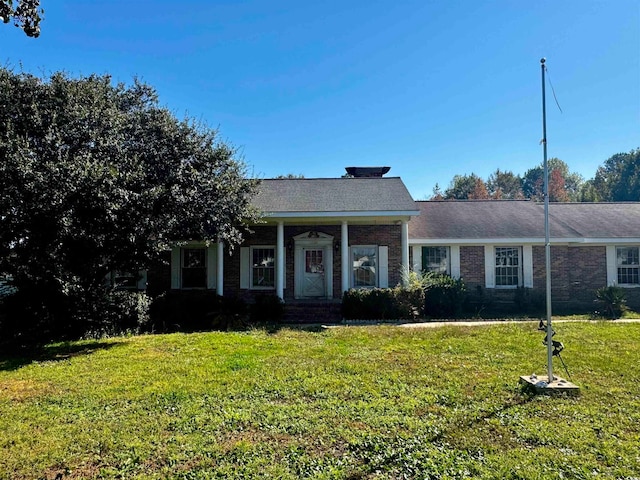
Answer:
[
  {"left": 253, "top": 177, "right": 419, "bottom": 218},
  {"left": 409, "top": 200, "right": 640, "bottom": 241}
]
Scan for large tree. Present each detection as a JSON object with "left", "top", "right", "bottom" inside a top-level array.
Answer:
[
  {"left": 486, "top": 168, "right": 524, "bottom": 199},
  {"left": 0, "top": 68, "right": 259, "bottom": 337},
  {"left": 586, "top": 148, "right": 640, "bottom": 202},
  {"left": 444, "top": 173, "right": 488, "bottom": 200},
  {"left": 522, "top": 158, "right": 582, "bottom": 202},
  {"left": 1, "top": 0, "right": 42, "bottom": 37}
]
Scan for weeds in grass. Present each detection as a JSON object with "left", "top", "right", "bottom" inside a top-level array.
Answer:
[{"left": 0, "top": 323, "right": 639, "bottom": 479}]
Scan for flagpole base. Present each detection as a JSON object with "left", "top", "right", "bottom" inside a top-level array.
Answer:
[{"left": 519, "top": 375, "right": 580, "bottom": 396}]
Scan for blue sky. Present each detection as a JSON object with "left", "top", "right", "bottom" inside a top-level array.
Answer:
[{"left": 2, "top": 0, "right": 638, "bottom": 199}]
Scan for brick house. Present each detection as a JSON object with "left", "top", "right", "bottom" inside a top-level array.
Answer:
[
  {"left": 410, "top": 200, "right": 640, "bottom": 311},
  {"left": 158, "top": 168, "right": 418, "bottom": 306},
  {"left": 154, "top": 167, "right": 640, "bottom": 313}
]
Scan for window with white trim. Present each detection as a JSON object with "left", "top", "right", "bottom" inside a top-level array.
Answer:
[
  {"left": 422, "top": 246, "right": 450, "bottom": 274},
  {"left": 495, "top": 247, "right": 522, "bottom": 287},
  {"left": 352, "top": 246, "right": 377, "bottom": 288},
  {"left": 617, "top": 246, "right": 639, "bottom": 285},
  {"left": 182, "top": 248, "right": 206, "bottom": 288},
  {"left": 112, "top": 271, "right": 139, "bottom": 290},
  {"left": 251, "top": 246, "right": 275, "bottom": 289}
]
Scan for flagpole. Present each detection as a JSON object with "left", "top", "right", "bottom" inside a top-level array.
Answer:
[{"left": 541, "top": 57, "right": 554, "bottom": 382}]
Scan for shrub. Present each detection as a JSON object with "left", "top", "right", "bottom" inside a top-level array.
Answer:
[
  {"left": 150, "top": 291, "right": 247, "bottom": 332},
  {"left": 423, "top": 273, "right": 467, "bottom": 319},
  {"left": 342, "top": 286, "right": 424, "bottom": 320},
  {"left": 0, "top": 287, "right": 152, "bottom": 344},
  {"left": 249, "top": 294, "right": 285, "bottom": 323},
  {"left": 594, "top": 286, "right": 628, "bottom": 319},
  {"left": 514, "top": 286, "right": 545, "bottom": 314},
  {"left": 84, "top": 290, "right": 152, "bottom": 338}
]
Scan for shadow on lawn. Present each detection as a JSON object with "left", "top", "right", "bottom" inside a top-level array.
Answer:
[{"left": 0, "top": 340, "right": 124, "bottom": 372}]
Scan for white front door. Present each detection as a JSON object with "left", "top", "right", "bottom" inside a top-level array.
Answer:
[
  {"left": 293, "top": 231, "right": 334, "bottom": 299},
  {"left": 302, "top": 248, "right": 326, "bottom": 297}
]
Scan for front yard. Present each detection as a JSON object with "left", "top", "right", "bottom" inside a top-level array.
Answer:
[{"left": 1, "top": 322, "right": 639, "bottom": 479}]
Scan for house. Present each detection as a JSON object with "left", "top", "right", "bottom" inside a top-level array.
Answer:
[
  {"left": 410, "top": 200, "right": 640, "bottom": 311},
  {"left": 148, "top": 167, "right": 640, "bottom": 315},
  {"left": 149, "top": 167, "right": 419, "bottom": 304}
]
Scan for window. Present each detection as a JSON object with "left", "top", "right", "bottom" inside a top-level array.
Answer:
[
  {"left": 617, "top": 246, "right": 639, "bottom": 285},
  {"left": 495, "top": 247, "right": 521, "bottom": 287},
  {"left": 422, "top": 246, "right": 449, "bottom": 274},
  {"left": 112, "top": 271, "right": 139, "bottom": 290},
  {"left": 252, "top": 247, "right": 275, "bottom": 288},
  {"left": 182, "top": 248, "right": 206, "bottom": 288},
  {"left": 352, "top": 246, "right": 377, "bottom": 288}
]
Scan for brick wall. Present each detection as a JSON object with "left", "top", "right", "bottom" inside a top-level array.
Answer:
[
  {"left": 533, "top": 245, "right": 608, "bottom": 311},
  {"left": 459, "top": 246, "right": 485, "bottom": 289}
]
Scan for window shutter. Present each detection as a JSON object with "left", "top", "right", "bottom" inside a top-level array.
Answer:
[
  {"left": 206, "top": 245, "right": 217, "bottom": 290},
  {"left": 412, "top": 246, "right": 422, "bottom": 271},
  {"left": 240, "top": 247, "right": 250, "bottom": 289},
  {"left": 170, "top": 247, "right": 181, "bottom": 289},
  {"left": 523, "top": 245, "right": 533, "bottom": 288},
  {"left": 606, "top": 245, "right": 617, "bottom": 286},
  {"left": 450, "top": 246, "right": 461, "bottom": 279},
  {"left": 137, "top": 270, "right": 148, "bottom": 290},
  {"left": 484, "top": 246, "right": 495, "bottom": 288},
  {"left": 378, "top": 246, "right": 389, "bottom": 288}
]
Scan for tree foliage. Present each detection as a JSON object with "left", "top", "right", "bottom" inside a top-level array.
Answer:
[
  {"left": 0, "top": 0, "right": 42, "bottom": 37},
  {"left": 0, "top": 68, "right": 259, "bottom": 340},
  {"left": 486, "top": 169, "right": 524, "bottom": 199},
  {"left": 586, "top": 148, "right": 640, "bottom": 202},
  {"left": 522, "top": 158, "right": 582, "bottom": 202},
  {"left": 444, "top": 173, "right": 488, "bottom": 200}
]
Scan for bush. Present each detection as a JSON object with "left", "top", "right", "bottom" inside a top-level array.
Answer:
[
  {"left": 342, "top": 286, "right": 424, "bottom": 320},
  {"left": 249, "top": 294, "right": 285, "bottom": 323},
  {"left": 423, "top": 273, "right": 467, "bottom": 319},
  {"left": 0, "top": 287, "right": 152, "bottom": 344},
  {"left": 83, "top": 290, "right": 152, "bottom": 338},
  {"left": 150, "top": 291, "right": 247, "bottom": 332},
  {"left": 594, "top": 285, "right": 628, "bottom": 319}
]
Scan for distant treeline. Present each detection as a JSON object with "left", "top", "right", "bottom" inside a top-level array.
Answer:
[{"left": 431, "top": 148, "right": 639, "bottom": 202}]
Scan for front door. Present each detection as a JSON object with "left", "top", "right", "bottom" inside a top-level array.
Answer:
[{"left": 302, "top": 248, "right": 325, "bottom": 297}]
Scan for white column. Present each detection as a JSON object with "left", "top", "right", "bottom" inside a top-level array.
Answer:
[
  {"left": 276, "top": 221, "right": 285, "bottom": 300},
  {"left": 341, "top": 221, "right": 350, "bottom": 293},
  {"left": 401, "top": 220, "right": 409, "bottom": 285},
  {"left": 216, "top": 241, "right": 224, "bottom": 296}
]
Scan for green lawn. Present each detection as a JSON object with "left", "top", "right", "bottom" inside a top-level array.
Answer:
[{"left": 1, "top": 322, "right": 639, "bottom": 479}]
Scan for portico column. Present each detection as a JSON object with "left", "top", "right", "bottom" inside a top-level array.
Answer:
[
  {"left": 216, "top": 240, "right": 224, "bottom": 296},
  {"left": 276, "top": 221, "right": 285, "bottom": 300},
  {"left": 341, "top": 221, "right": 350, "bottom": 294},
  {"left": 401, "top": 220, "right": 409, "bottom": 285}
]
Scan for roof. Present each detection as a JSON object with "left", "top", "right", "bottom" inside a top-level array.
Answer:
[
  {"left": 253, "top": 177, "right": 419, "bottom": 217},
  {"left": 409, "top": 201, "right": 640, "bottom": 241}
]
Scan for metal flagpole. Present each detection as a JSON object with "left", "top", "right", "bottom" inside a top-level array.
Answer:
[{"left": 541, "top": 57, "right": 554, "bottom": 382}]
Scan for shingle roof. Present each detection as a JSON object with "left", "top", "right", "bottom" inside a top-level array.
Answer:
[
  {"left": 253, "top": 177, "right": 418, "bottom": 214},
  {"left": 409, "top": 201, "right": 640, "bottom": 240}
]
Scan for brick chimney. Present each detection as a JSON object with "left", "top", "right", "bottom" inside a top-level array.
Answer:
[{"left": 345, "top": 166, "right": 391, "bottom": 178}]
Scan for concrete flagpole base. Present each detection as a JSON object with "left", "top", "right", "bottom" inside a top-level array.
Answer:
[{"left": 520, "top": 374, "right": 579, "bottom": 396}]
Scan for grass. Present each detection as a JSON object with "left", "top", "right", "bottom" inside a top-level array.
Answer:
[{"left": 1, "top": 321, "right": 639, "bottom": 479}]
